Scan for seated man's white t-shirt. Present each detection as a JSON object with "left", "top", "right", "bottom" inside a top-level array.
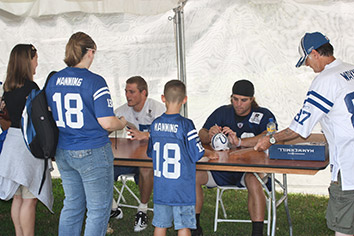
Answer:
[{"left": 114, "top": 98, "right": 165, "bottom": 138}]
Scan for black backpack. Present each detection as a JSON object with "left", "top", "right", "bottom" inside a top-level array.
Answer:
[{"left": 21, "top": 71, "right": 59, "bottom": 194}]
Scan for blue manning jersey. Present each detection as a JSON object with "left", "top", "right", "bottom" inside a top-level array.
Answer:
[
  {"left": 45, "top": 67, "right": 115, "bottom": 150},
  {"left": 147, "top": 113, "right": 205, "bottom": 206}
]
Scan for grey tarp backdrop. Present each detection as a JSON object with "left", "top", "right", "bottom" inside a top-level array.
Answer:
[{"left": 2, "top": 0, "right": 354, "bottom": 194}]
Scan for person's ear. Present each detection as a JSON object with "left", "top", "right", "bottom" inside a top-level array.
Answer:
[
  {"left": 182, "top": 96, "right": 187, "bottom": 105},
  {"left": 141, "top": 89, "right": 147, "bottom": 97},
  {"left": 161, "top": 94, "right": 166, "bottom": 103},
  {"left": 311, "top": 49, "right": 320, "bottom": 59}
]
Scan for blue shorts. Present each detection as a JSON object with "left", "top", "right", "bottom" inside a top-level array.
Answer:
[
  {"left": 114, "top": 166, "right": 139, "bottom": 184},
  {"left": 211, "top": 171, "right": 245, "bottom": 187},
  {"left": 152, "top": 204, "right": 196, "bottom": 230}
]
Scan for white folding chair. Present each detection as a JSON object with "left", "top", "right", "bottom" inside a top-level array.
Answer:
[
  {"left": 214, "top": 174, "right": 272, "bottom": 236},
  {"left": 113, "top": 174, "right": 153, "bottom": 211}
]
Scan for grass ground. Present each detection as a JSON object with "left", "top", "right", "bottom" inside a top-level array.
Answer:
[{"left": 0, "top": 178, "right": 333, "bottom": 235}]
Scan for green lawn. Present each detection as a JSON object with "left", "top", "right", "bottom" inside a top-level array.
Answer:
[{"left": 0, "top": 178, "right": 333, "bottom": 235}]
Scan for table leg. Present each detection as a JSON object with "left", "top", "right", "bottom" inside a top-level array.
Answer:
[
  {"left": 283, "top": 174, "right": 293, "bottom": 236},
  {"left": 253, "top": 173, "right": 291, "bottom": 236},
  {"left": 271, "top": 173, "right": 277, "bottom": 236}
]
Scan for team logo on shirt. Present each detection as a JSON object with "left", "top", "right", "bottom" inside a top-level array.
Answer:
[
  {"left": 147, "top": 109, "right": 153, "bottom": 118},
  {"left": 237, "top": 123, "right": 244, "bottom": 128},
  {"left": 249, "top": 112, "right": 263, "bottom": 124}
]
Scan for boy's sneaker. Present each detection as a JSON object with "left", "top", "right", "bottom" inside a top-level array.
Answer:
[
  {"left": 191, "top": 226, "right": 203, "bottom": 236},
  {"left": 110, "top": 208, "right": 123, "bottom": 220},
  {"left": 134, "top": 211, "right": 148, "bottom": 232}
]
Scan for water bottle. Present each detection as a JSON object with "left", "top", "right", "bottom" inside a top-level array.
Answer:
[{"left": 266, "top": 118, "right": 276, "bottom": 136}]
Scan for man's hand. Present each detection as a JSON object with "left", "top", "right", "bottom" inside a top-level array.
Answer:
[
  {"left": 254, "top": 135, "right": 271, "bottom": 151},
  {"left": 127, "top": 127, "right": 149, "bottom": 141},
  {"left": 222, "top": 126, "right": 239, "bottom": 146},
  {"left": 208, "top": 124, "right": 222, "bottom": 141}
]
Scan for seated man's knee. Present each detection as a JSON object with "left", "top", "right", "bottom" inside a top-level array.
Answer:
[
  {"left": 245, "top": 173, "right": 262, "bottom": 191},
  {"left": 139, "top": 167, "right": 153, "bottom": 177}
]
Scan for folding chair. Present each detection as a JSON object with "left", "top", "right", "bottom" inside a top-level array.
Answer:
[
  {"left": 214, "top": 174, "right": 272, "bottom": 236},
  {"left": 113, "top": 174, "right": 153, "bottom": 211}
]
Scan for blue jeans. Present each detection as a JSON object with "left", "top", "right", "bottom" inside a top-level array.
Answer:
[
  {"left": 55, "top": 143, "right": 113, "bottom": 236},
  {"left": 152, "top": 204, "right": 196, "bottom": 230}
]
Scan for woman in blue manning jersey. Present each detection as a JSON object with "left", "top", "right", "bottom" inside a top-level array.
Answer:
[{"left": 45, "top": 32, "right": 127, "bottom": 236}]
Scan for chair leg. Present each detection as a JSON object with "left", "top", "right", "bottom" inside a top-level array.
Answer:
[
  {"left": 214, "top": 187, "right": 221, "bottom": 232},
  {"left": 220, "top": 189, "right": 227, "bottom": 218},
  {"left": 113, "top": 184, "right": 127, "bottom": 205},
  {"left": 214, "top": 186, "right": 272, "bottom": 234},
  {"left": 122, "top": 176, "right": 141, "bottom": 204}
]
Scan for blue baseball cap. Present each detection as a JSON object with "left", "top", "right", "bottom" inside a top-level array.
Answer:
[{"left": 295, "top": 32, "right": 330, "bottom": 68}]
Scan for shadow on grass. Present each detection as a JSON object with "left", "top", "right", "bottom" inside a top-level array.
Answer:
[{"left": 0, "top": 178, "right": 332, "bottom": 235}]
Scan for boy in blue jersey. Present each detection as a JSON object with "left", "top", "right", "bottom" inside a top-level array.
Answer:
[{"left": 147, "top": 80, "right": 206, "bottom": 236}]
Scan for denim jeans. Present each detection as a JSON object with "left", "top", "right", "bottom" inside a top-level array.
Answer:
[{"left": 55, "top": 143, "right": 113, "bottom": 236}]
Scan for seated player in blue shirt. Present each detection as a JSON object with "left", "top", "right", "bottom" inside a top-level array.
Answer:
[
  {"left": 193, "top": 80, "right": 276, "bottom": 236},
  {"left": 147, "top": 80, "right": 216, "bottom": 236}
]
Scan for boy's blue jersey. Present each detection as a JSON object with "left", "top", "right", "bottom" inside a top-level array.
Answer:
[
  {"left": 45, "top": 67, "right": 115, "bottom": 150},
  {"left": 147, "top": 113, "right": 205, "bottom": 206}
]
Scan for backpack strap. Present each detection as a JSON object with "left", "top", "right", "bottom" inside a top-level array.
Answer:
[
  {"left": 37, "top": 70, "right": 56, "bottom": 195},
  {"left": 38, "top": 159, "right": 48, "bottom": 195}
]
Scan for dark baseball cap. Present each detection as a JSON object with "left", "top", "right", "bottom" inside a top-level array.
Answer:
[{"left": 232, "top": 80, "right": 254, "bottom": 97}]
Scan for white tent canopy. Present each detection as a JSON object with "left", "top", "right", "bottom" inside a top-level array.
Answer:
[
  {"left": 1, "top": 0, "right": 354, "bottom": 132},
  {"left": 2, "top": 0, "right": 354, "bottom": 194},
  {"left": 0, "top": 0, "right": 186, "bottom": 17}
]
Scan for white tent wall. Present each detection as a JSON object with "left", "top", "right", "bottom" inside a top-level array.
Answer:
[{"left": 1, "top": 0, "right": 354, "bottom": 194}]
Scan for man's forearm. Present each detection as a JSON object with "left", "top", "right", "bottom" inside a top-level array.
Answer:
[
  {"left": 199, "top": 128, "right": 211, "bottom": 144},
  {"left": 274, "top": 128, "right": 300, "bottom": 143},
  {"left": 239, "top": 131, "right": 267, "bottom": 147}
]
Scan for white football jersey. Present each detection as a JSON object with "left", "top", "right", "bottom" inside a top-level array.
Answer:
[
  {"left": 115, "top": 98, "right": 165, "bottom": 132},
  {"left": 289, "top": 59, "right": 354, "bottom": 190}
]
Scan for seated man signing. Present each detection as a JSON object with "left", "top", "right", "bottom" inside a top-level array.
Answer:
[
  {"left": 193, "top": 80, "right": 276, "bottom": 236},
  {"left": 112, "top": 76, "right": 165, "bottom": 232}
]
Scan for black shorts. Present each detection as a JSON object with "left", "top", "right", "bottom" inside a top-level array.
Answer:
[{"left": 113, "top": 166, "right": 140, "bottom": 184}]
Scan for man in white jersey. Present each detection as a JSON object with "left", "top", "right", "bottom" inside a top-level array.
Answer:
[
  {"left": 255, "top": 32, "right": 354, "bottom": 236},
  {"left": 112, "top": 76, "right": 165, "bottom": 232}
]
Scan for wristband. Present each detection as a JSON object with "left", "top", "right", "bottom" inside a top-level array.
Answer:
[{"left": 236, "top": 138, "right": 242, "bottom": 147}]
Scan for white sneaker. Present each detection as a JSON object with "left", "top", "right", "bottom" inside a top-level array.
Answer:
[
  {"left": 110, "top": 208, "right": 123, "bottom": 220},
  {"left": 134, "top": 211, "right": 148, "bottom": 232}
]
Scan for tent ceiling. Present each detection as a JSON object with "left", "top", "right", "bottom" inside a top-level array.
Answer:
[{"left": 0, "top": 0, "right": 187, "bottom": 17}]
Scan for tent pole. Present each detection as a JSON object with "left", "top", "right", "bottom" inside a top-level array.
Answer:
[{"left": 173, "top": 1, "right": 187, "bottom": 117}]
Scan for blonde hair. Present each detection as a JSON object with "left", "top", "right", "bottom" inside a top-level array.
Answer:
[
  {"left": 4, "top": 44, "right": 37, "bottom": 92},
  {"left": 64, "top": 32, "right": 96, "bottom": 67},
  {"left": 163, "top": 80, "right": 186, "bottom": 103}
]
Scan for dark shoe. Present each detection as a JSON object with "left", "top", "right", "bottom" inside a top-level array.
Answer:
[
  {"left": 191, "top": 226, "right": 203, "bottom": 236},
  {"left": 110, "top": 208, "right": 123, "bottom": 220},
  {"left": 134, "top": 211, "right": 148, "bottom": 232}
]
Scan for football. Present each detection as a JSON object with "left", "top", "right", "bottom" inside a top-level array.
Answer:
[{"left": 211, "top": 133, "right": 229, "bottom": 151}]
